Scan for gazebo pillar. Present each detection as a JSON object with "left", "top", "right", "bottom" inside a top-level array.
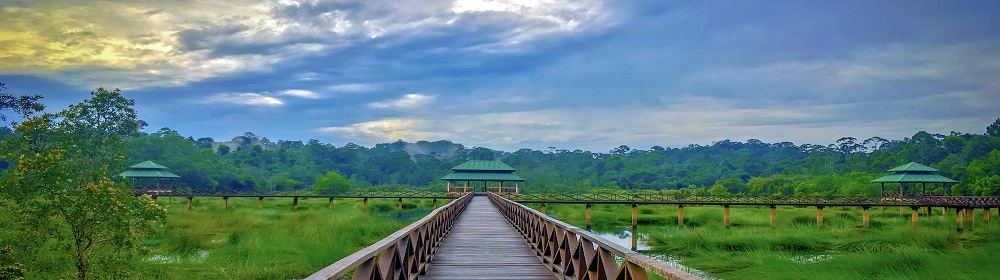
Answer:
[{"left": 515, "top": 182, "right": 520, "bottom": 194}]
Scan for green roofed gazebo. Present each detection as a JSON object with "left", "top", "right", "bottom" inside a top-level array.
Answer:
[
  {"left": 119, "top": 161, "right": 180, "bottom": 194},
  {"left": 442, "top": 160, "right": 524, "bottom": 194},
  {"left": 872, "top": 162, "right": 957, "bottom": 197}
]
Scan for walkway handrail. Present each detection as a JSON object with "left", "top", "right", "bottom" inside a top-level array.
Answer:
[
  {"left": 501, "top": 193, "right": 1000, "bottom": 207},
  {"left": 306, "top": 193, "right": 473, "bottom": 280},
  {"left": 488, "top": 193, "right": 703, "bottom": 280}
]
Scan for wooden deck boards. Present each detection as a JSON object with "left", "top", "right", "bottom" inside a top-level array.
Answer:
[{"left": 422, "top": 196, "right": 555, "bottom": 280}]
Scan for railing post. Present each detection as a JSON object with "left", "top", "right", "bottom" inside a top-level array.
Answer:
[
  {"left": 631, "top": 203, "right": 638, "bottom": 229},
  {"left": 816, "top": 206, "right": 824, "bottom": 227},
  {"left": 677, "top": 204, "right": 685, "bottom": 227},
  {"left": 769, "top": 205, "right": 777, "bottom": 227},
  {"left": 862, "top": 206, "right": 870, "bottom": 228},
  {"left": 723, "top": 204, "right": 731, "bottom": 228},
  {"left": 585, "top": 203, "right": 592, "bottom": 230}
]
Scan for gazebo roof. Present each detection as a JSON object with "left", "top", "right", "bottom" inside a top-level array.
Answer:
[
  {"left": 451, "top": 160, "right": 516, "bottom": 171},
  {"left": 442, "top": 160, "right": 523, "bottom": 182},
  {"left": 119, "top": 161, "right": 180, "bottom": 178},
  {"left": 871, "top": 162, "right": 956, "bottom": 184}
]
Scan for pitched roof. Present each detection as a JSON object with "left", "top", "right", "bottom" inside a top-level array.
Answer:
[
  {"left": 118, "top": 170, "right": 180, "bottom": 178},
  {"left": 451, "top": 160, "right": 516, "bottom": 171},
  {"left": 129, "top": 160, "right": 170, "bottom": 170},
  {"left": 442, "top": 172, "right": 524, "bottom": 181},
  {"left": 871, "top": 173, "right": 957, "bottom": 183},
  {"left": 887, "top": 162, "right": 939, "bottom": 172}
]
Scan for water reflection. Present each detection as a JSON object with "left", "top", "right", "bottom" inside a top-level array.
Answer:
[{"left": 586, "top": 226, "right": 718, "bottom": 279}]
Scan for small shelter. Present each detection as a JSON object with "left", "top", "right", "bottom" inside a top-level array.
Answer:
[
  {"left": 442, "top": 160, "right": 524, "bottom": 194},
  {"left": 119, "top": 161, "right": 180, "bottom": 195},
  {"left": 871, "top": 162, "right": 957, "bottom": 197}
]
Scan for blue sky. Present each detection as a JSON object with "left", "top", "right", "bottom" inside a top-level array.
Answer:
[{"left": 1, "top": 0, "right": 998, "bottom": 151}]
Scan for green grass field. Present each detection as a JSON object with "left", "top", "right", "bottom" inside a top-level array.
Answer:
[{"left": 537, "top": 203, "right": 1000, "bottom": 280}]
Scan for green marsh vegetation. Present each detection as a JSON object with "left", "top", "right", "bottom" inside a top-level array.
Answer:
[
  {"left": 133, "top": 197, "right": 435, "bottom": 279},
  {"left": 539, "top": 203, "right": 1000, "bottom": 280}
]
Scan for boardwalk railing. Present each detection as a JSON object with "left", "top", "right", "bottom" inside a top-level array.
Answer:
[
  {"left": 306, "top": 193, "right": 472, "bottom": 280},
  {"left": 136, "top": 189, "right": 455, "bottom": 198},
  {"left": 488, "top": 193, "right": 702, "bottom": 280},
  {"left": 500, "top": 193, "right": 1000, "bottom": 207}
]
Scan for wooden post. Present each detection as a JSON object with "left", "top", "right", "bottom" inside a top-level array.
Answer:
[
  {"left": 153, "top": 196, "right": 158, "bottom": 204},
  {"left": 899, "top": 206, "right": 904, "bottom": 217},
  {"left": 432, "top": 198, "right": 438, "bottom": 209},
  {"left": 911, "top": 207, "right": 919, "bottom": 228},
  {"left": 769, "top": 205, "right": 777, "bottom": 227},
  {"left": 630, "top": 226, "right": 638, "bottom": 251},
  {"left": 677, "top": 204, "right": 685, "bottom": 227},
  {"left": 723, "top": 205, "right": 731, "bottom": 228},
  {"left": 223, "top": 197, "right": 228, "bottom": 209},
  {"left": 586, "top": 203, "right": 592, "bottom": 229},
  {"left": 363, "top": 198, "right": 369, "bottom": 212},
  {"left": 942, "top": 207, "right": 947, "bottom": 216},
  {"left": 881, "top": 206, "right": 885, "bottom": 213},
  {"left": 397, "top": 198, "right": 403, "bottom": 210},
  {"left": 540, "top": 203, "right": 546, "bottom": 215},
  {"left": 631, "top": 203, "right": 638, "bottom": 228},
  {"left": 862, "top": 206, "right": 871, "bottom": 229},
  {"left": 985, "top": 208, "right": 991, "bottom": 223},
  {"left": 187, "top": 197, "right": 193, "bottom": 209},
  {"left": 293, "top": 196, "right": 299, "bottom": 211},
  {"left": 328, "top": 198, "right": 333, "bottom": 209},
  {"left": 957, "top": 208, "right": 964, "bottom": 232},
  {"left": 816, "top": 206, "right": 824, "bottom": 227},
  {"left": 968, "top": 207, "right": 975, "bottom": 229},
  {"left": 258, "top": 197, "right": 263, "bottom": 209}
]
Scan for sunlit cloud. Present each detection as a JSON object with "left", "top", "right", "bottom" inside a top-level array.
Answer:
[
  {"left": 278, "top": 89, "right": 321, "bottom": 99},
  {"left": 202, "top": 93, "right": 283, "bottom": 106},
  {"left": 369, "top": 93, "right": 435, "bottom": 109}
]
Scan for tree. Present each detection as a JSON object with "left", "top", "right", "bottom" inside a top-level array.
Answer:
[
  {"left": 987, "top": 118, "right": 1000, "bottom": 137},
  {"left": 0, "top": 82, "right": 45, "bottom": 125},
  {"left": 218, "top": 144, "right": 231, "bottom": 156},
  {"left": 313, "top": 171, "right": 351, "bottom": 195},
  {"left": 0, "top": 88, "right": 165, "bottom": 279}
]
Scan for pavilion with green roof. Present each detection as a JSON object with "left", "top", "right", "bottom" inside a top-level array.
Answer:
[
  {"left": 442, "top": 160, "right": 524, "bottom": 194},
  {"left": 119, "top": 161, "right": 180, "bottom": 194},
  {"left": 872, "top": 162, "right": 957, "bottom": 197}
]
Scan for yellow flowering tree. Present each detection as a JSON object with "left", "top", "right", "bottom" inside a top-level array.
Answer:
[{"left": 1, "top": 88, "right": 165, "bottom": 279}]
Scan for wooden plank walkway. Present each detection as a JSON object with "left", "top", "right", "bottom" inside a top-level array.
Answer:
[{"left": 422, "top": 195, "right": 555, "bottom": 280}]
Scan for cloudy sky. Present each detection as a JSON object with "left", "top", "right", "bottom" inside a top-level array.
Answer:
[{"left": 1, "top": 0, "right": 998, "bottom": 151}]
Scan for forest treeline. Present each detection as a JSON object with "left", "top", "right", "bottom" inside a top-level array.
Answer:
[{"left": 121, "top": 118, "right": 1000, "bottom": 197}]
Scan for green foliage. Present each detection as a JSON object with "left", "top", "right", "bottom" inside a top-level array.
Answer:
[
  {"left": 0, "top": 246, "right": 26, "bottom": 280},
  {"left": 987, "top": 118, "right": 1000, "bottom": 137},
  {"left": 313, "top": 171, "right": 351, "bottom": 195},
  {"left": 0, "top": 88, "right": 166, "bottom": 279}
]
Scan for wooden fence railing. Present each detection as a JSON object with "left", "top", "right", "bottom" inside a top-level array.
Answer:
[
  {"left": 305, "top": 193, "right": 473, "bottom": 280},
  {"left": 500, "top": 193, "right": 1000, "bottom": 207},
  {"left": 488, "top": 193, "right": 703, "bottom": 280}
]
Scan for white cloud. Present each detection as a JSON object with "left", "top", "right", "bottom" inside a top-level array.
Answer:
[
  {"left": 369, "top": 93, "right": 435, "bottom": 109},
  {"left": 328, "top": 83, "right": 379, "bottom": 93},
  {"left": 202, "top": 93, "right": 283, "bottom": 106},
  {"left": 278, "top": 89, "right": 321, "bottom": 98}
]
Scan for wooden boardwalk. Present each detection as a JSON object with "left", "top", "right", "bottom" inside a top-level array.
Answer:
[{"left": 422, "top": 196, "right": 555, "bottom": 280}]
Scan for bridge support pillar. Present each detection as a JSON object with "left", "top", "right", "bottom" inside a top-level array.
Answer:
[
  {"left": 862, "top": 207, "right": 871, "bottom": 228},
  {"left": 223, "top": 197, "right": 228, "bottom": 210},
  {"left": 677, "top": 204, "right": 685, "bottom": 227},
  {"left": 816, "top": 206, "right": 825, "bottom": 227},
  {"left": 540, "top": 203, "right": 546, "bottom": 215},
  {"left": 631, "top": 204, "right": 638, "bottom": 228},
  {"left": 328, "top": 198, "right": 334, "bottom": 209},
  {"left": 397, "top": 198, "right": 403, "bottom": 210},
  {"left": 985, "top": 208, "right": 991, "bottom": 223},
  {"left": 585, "top": 204, "right": 592, "bottom": 229},
  {"left": 769, "top": 205, "right": 777, "bottom": 227},
  {"left": 967, "top": 208, "right": 975, "bottom": 229},
  {"left": 723, "top": 205, "right": 731, "bottom": 228},
  {"left": 956, "top": 208, "right": 965, "bottom": 232},
  {"left": 881, "top": 206, "right": 884, "bottom": 213},
  {"left": 153, "top": 196, "right": 158, "bottom": 204},
  {"left": 943, "top": 207, "right": 947, "bottom": 217},
  {"left": 293, "top": 196, "right": 299, "bottom": 211},
  {"left": 899, "top": 206, "right": 904, "bottom": 217},
  {"left": 187, "top": 197, "right": 193, "bottom": 209},
  {"left": 258, "top": 197, "right": 263, "bottom": 209},
  {"left": 363, "top": 198, "right": 369, "bottom": 212},
  {"left": 432, "top": 198, "right": 437, "bottom": 209},
  {"left": 911, "top": 207, "right": 919, "bottom": 228}
]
